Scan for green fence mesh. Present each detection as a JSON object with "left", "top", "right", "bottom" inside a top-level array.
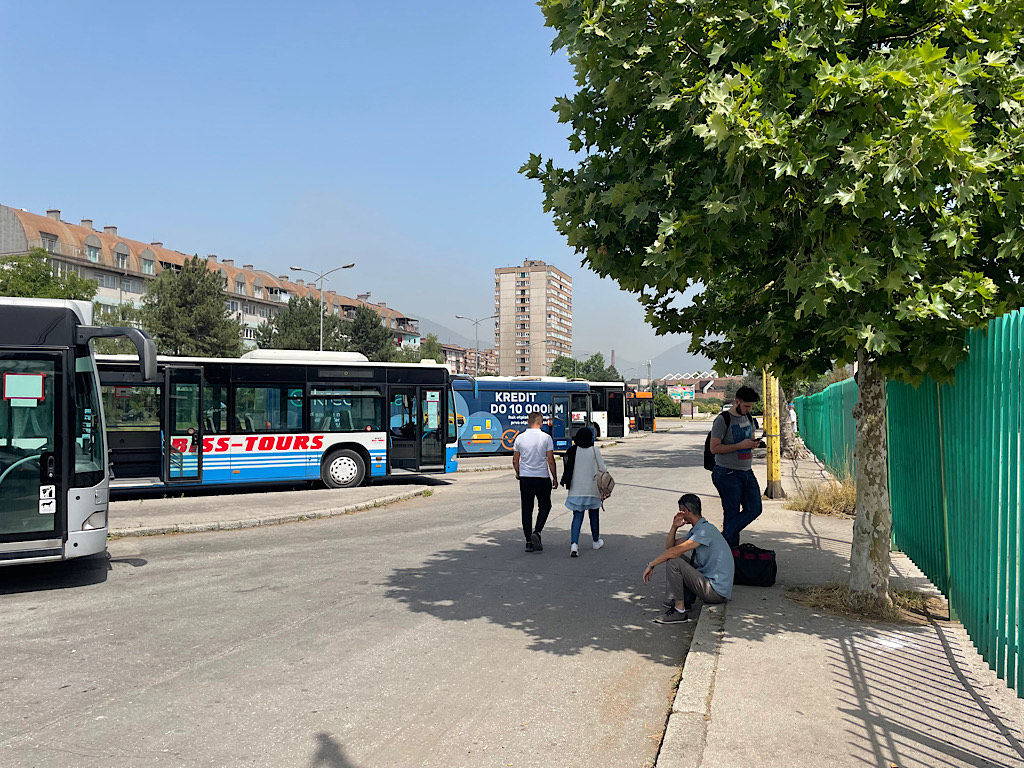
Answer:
[{"left": 794, "top": 309, "right": 1024, "bottom": 696}]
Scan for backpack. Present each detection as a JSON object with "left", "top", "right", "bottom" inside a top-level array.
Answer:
[
  {"left": 703, "top": 411, "right": 758, "bottom": 471},
  {"left": 596, "top": 470, "right": 615, "bottom": 509}
]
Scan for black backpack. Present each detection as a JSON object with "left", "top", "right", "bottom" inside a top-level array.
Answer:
[{"left": 703, "top": 411, "right": 758, "bottom": 471}]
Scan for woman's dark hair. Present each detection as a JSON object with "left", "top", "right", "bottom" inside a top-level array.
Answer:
[{"left": 573, "top": 427, "right": 594, "bottom": 448}]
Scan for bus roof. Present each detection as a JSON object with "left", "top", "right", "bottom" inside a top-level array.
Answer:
[
  {"left": 0, "top": 296, "right": 92, "bottom": 324},
  {"left": 454, "top": 378, "right": 590, "bottom": 392},
  {"left": 96, "top": 352, "right": 449, "bottom": 370}
]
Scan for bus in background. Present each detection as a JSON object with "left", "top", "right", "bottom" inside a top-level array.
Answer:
[
  {"left": 96, "top": 349, "right": 458, "bottom": 491},
  {"left": 587, "top": 381, "right": 628, "bottom": 438},
  {"left": 0, "top": 298, "right": 156, "bottom": 566},
  {"left": 453, "top": 377, "right": 592, "bottom": 456},
  {"left": 626, "top": 390, "right": 656, "bottom": 432}
]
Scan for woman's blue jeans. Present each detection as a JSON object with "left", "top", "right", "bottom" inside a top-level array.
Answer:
[
  {"left": 711, "top": 466, "right": 762, "bottom": 547},
  {"left": 571, "top": 509, "right": 600, "bottom": 544}
]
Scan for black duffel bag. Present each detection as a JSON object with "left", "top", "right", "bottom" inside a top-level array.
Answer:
[{"left": 732, "top": 543, "right": 777, "bottom": 587}]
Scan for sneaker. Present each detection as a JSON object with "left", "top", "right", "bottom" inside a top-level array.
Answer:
[
  {"left": 592, "top": 538, "right": 604, "bottom": 551},
  {"left": 662, "top": 600, "right": 675, "bottom": 610},
  {"left": 570, "top": 543, "right": 579, "bottom": 558},
  {"left": 531, "top": 532, "right": 543, "bottom": 552},
  {"left": 525, "top": 541, "right": 535, "bottom": 553},
  {"left": 655, "top": 610, "right": 691, "bottom": 624}
]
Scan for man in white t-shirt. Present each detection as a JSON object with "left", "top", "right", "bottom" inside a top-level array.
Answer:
[{"left": 513, "top": 411, "right": 558, "bottom": 553}]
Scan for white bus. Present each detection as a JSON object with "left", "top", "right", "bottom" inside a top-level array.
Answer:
[
  {"left": 587, "top": 381, "right": 629, "bottom": 438},
  {"left": 0, "top": 298, "right": 155, "bottom": 565},
  {"left": 97, "top": 349, "right": 459, "bottom": 490}
]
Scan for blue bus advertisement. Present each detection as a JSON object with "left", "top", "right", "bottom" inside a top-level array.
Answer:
[{"left": 453, "top": 378, "right": 592, "bottom": 455}]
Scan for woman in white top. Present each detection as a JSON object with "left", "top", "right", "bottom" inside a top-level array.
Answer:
[{"left": 560, "top": 427, "right": 607, "bottom": 557}]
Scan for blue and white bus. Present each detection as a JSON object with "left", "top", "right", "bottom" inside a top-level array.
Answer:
[
  {"left": 586, "top": 381, "right": 629, "bottom": 438},
  {"left": 97, "top": 349, "right": 458, "bottom": 491},
  {"left": 453, "top": 377, "right": 592, "bottom": 455},
  {"left": 0, "top": 298, "right": 155, "bottom": 565}
]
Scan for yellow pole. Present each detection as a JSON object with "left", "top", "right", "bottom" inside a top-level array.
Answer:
[{"left": 763, "top": 368, "right": 785, "bottom": 498}]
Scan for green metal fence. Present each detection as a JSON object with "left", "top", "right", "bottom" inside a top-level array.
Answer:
[
  {"left": 794, "top": 308, "right": 1024, "bottom": 697},
  {"left": 793, "top": 377, "right": 857, "bottom": 478}
]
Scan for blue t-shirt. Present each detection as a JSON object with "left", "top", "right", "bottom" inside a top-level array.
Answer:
[{"left": 682, "top": 518, "right": 734, "bottom": 599}]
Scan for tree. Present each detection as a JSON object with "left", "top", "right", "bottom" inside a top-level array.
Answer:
[
  {"left": 0, "top": 248, "right": 98, "bottom": 300},
  {"left": 549, "top": 355, "right": 575, "bottom": 378},
  {"left": 141, "top": 255, "right": 243, "bottom": 357},
  {"left": 256, "top": 295, "right": 347, "bottom": 351},
  {"left": 393, "top": 334, "right": 445, "bottom": 363},
  {"left": 345, "top": 305, "right": 395, "bottom": 362},
  {"left": 92, "top": 301, "right": 145, "bottom": 355},
  {"left": 525, "top": 1, "right": 1024, "bottom": 611},
  {"left": 653, "top": 391, "right": 679, "bottom": 417}
]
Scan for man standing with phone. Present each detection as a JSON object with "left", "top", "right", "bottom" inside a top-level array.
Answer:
[
  {"left": 513, "top": 411, "right": 558, "bottom": 553},
  {"left": 708, "top": 386, "right": 763, "bottom": 547}
]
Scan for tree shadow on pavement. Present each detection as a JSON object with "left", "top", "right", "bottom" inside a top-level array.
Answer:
[
  {"left": 726, "top": 512, "right": 1024, "bottom": 768},
  {"left": 384, "top": 528, "right": 699, "bottom": 666}
]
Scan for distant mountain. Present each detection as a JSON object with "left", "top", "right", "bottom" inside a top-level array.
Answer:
[
  {"left": 415, "top": 316, "right": 493, "bottom": 350},
  {"left": 609, "top": 340, "right": 716, "bottom": 380}
]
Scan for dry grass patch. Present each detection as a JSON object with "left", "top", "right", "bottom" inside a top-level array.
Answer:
[
  {"left": 785, "top": 478, "right": 857, "bottom": 518},
  {"left": 787, "top": 583, "right": 948, "bottom": 626}
]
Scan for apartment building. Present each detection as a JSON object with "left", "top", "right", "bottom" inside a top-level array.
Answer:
[
  {"left": 0, "top": 204, "right": 419, "bottom": 348},
  {"left": 494, "top": 259, "right": 572, "bottom": 376}
]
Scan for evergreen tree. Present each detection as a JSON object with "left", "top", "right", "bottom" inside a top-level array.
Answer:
[
  {"left": 141, "top": 255, "right": 243, "bottom": 357},
  {"left": 92, "top": 301, "right": 145, "bottom": 355},
  {"left": 344, "top": 305, "right": 395, "bottom": 362},
  {"left": 0, "top": 248, "right": 98, "bottom": 300},
  {"left": 256, "top": 295, "right": 347, "bottom": 351}
]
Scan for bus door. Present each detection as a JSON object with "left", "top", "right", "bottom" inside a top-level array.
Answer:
[
  {"left": 419, "top": 386, "right": 446, "bottom": 471},
  {"left": 163, "top": 366, "right": 203, "bottom": 484},
  {"left": 551, "top": 394, "right": 570, "bottom": 450},
  {"left": 388, "top": 387, "right": 419, "bottom": 470},
  {"left": 0, "top": 352, "right": 63, "bottom": 554},
  {"left": 607, "top": 391, "right": 625, "bottom": 437},
  {"left": 570, "top": 393, "right": 590, "bottom": 438}
]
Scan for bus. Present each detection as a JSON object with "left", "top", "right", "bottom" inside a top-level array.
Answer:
[
  {"left": 626, "top": 390, "right": 656, "bottom": 432},
  {"left": 96, "top": 348, "right": 458, "bottom": 491},
  {"left": 453, "top": 377, "right": 592, "bottom": 455},
  {"left": 587, "top": 381, "right": 628, "bottom": 438},
  {"left": 0, "top": 298, "right": 156, "bottom": 566}
]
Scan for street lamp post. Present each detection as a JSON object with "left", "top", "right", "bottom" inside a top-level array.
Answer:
[
  {"left": 455, "top": 314, "right": 497, "bottom": 376},
  {"left": 289, "top": 263, "right": 355, "bottom": 351}
]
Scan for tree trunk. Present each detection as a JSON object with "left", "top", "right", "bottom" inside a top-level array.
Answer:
[{"left": 848, "top": 347, "right": 893, "bottom": 610}]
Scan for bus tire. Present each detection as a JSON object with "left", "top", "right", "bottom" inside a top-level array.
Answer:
[
  {"left": 322, "top": 449, "right": 366, "bottom": 489},
  {"left": 591, "top": 423, "right": 601, "bottom": 438}
]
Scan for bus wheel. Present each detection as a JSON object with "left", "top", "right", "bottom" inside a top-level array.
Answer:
[
  {"left": 591, "top": 423, "right": 601, "bottom": 438},
  {"left": 322, "top": 449, "right": 366, "bottom": 488}
]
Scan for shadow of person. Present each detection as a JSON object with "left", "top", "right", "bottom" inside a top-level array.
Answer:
[{"left": 310, "top": 733, "right": 359, "bottom": 768}]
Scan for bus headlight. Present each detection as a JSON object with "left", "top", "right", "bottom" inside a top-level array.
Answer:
[{"left": 84, "top": 510, "right": 108, "bottom": 530}]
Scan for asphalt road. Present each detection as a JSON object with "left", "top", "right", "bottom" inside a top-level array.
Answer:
[{"left": 0, "top": 428, "right": 711, "bottom": 768}]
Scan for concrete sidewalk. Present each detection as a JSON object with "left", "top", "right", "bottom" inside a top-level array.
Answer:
[
  {"left": 108, "top": 483, "right": 434, "bottom": 537},
  {"left": 659, "top": 449, "right": 1024, "bottom": 768}
]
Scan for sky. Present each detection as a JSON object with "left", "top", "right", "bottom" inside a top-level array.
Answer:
[{"left": 0, "top": 1, "right": 699, "bottom": 364}]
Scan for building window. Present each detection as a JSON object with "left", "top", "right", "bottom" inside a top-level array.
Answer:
[
  {"left": 141, "top": 259, "right": 155, "bottom": 275},
  {"left": 253, "top": 286, "right": 263, "bottom": 299},
  {"left": 243, "top": 327, "right": 257, "bottom": 341},
  {"left": 115, "top": 252, "right": 129, "bottom": 270},
  {"left": 226, "top": 300, "right": 239, "bottom": 312},
  {"left": 86, "top": 245, "right": 101, "bottom": 263},
  {"left": 40, "top": 233, "right": 58, "bottom": 253},
  {"left": 235, "top": 281, "right": 246, "bottom": 295}
]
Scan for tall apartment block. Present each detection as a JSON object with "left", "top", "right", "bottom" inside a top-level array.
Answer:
[{"left": 494, "top": 259, "right": 572, "bottom": 376}]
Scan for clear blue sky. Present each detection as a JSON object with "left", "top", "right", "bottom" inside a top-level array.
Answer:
[{"left": 0, "top": 1, "right": 700, "bottom": 366}]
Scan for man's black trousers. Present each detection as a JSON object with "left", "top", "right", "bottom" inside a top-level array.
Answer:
[{"left": 519, "top": 476, "right": 552, "bottom": 542}]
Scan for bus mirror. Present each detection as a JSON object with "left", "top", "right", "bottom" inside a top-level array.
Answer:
[{"left": 77, "top": 326, "right": 158, "bottom": 382}]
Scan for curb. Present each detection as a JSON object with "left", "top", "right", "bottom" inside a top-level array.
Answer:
[
  {"left": 656, "top": 602, "right": 727, "bottom": 768},
  {"left": 108, "top": 489, "right": 429, "bottom": 538}
]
